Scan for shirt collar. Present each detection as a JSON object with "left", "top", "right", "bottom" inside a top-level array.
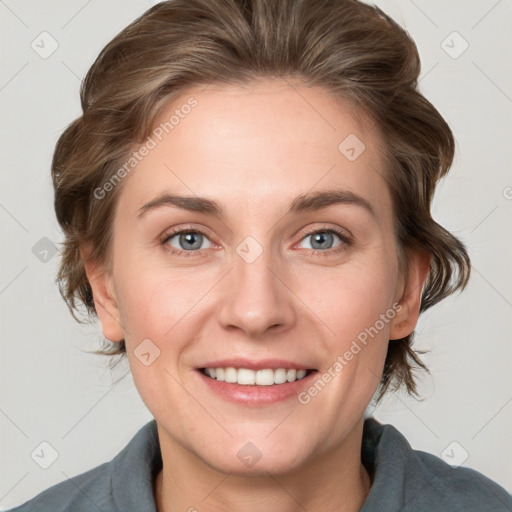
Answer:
[{"left": 107, "top": 416, "right": 420, "bottom": 511}]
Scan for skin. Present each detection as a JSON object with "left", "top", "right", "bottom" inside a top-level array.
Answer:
[{"left": 83, "top": 78, "right": 430, "bottom": 512}]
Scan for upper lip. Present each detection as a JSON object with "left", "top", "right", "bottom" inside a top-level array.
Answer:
[{"left": 197, "top": 358, "right": 315, "bottom": 371}]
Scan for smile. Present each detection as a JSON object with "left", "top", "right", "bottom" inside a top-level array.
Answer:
[{"left": 200, "top": 367, "right": 314, "bottom": 386}]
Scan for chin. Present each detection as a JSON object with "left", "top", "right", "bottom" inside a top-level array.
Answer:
[{"left": 198, "top": 437, "right": 314, "bottom": 477}]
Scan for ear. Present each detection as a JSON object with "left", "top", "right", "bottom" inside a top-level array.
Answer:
[
  {"left": 389, "top": 249, "right": 431, "bottom": 340},
  {"left": 80, "top": 246, "right": 124, "bottom": 342}
]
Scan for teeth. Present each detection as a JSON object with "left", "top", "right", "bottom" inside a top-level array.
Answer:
[
  {"left": 297, "top": 369, "right": 307, "bottom": 379},
  {"left": 255, "top": 369, "right": 274, "bottom": 386},
  {"left": 202, "top": 367, "right": 310, "bottom": 385},
  {"left": 238, "top": 368, "right": 255, "bottom": 385},
  {"left": 274, "top": 368, "right": 287, "bottom": 384},
  {"left": 225, "top": 367, "right": 237, "bottom": 383}
]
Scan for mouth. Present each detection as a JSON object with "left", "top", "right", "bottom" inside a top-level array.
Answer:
[
  {"left": 195, "top": 362, "right": 319, "bottom": 406},
  {"left": 199, "top": 367, "right": 315, "bottom": 386}
]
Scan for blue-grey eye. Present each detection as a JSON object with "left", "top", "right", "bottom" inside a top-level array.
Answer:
[
  {"left": 299, "top": 230, "right": 343, "bottom": 251},
  {"left": 166, "top": 231, "right": 213, "bottom": 251}
]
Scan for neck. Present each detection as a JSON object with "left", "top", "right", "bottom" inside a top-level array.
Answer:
[{"left": 153, "top": 418, "right": 372, "bottom": 512}]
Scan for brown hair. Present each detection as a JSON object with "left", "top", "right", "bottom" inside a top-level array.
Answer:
[{"left": 52, "top": 0, "right": 470, "bottom": 403}]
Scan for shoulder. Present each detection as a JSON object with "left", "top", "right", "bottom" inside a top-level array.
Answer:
[
  {"left": 5, "top": 420, "right": 162, "bottom": 512},
  {"left": 5, "top": 461, "right": 114, "bottom": 512},
  {"left": 410, "top": 448, "right": 512, "bottom": 511},
  {"left": 361, "top": 417, "right": 512, "bottom": 512}
]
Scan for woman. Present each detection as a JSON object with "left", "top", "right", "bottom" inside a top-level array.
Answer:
[{"left": 7, "top": 0, "right": 512, "bottom": 510}]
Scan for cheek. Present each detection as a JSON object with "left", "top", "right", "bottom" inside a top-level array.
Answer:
[
  {"left": 296, "top": 261, "right": 395, "bottom": 422},
  {"left": 116, "top": 268, "right": 201, "bottom": 341},
  {"left": 295, "top": 254, "right": 397, "bottom": 343}
]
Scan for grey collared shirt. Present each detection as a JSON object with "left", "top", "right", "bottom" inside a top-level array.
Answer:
[{"left": 6, "top": 417, "right": 512, "bottom": 511}]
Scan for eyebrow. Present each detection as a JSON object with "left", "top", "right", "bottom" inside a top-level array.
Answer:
[{"left": 137, "top": 188, "right": 377, "bottom": 220}]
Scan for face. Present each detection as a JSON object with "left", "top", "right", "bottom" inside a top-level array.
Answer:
[{"left": 87, "top": 78, "right": 427, "bottom": 475}]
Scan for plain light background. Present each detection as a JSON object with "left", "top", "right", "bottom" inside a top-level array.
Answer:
[{"left": 1, "top": 0, "right": 511, "bottom": 508}]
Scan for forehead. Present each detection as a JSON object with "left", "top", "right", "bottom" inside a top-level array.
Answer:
[{"left": 117, "top": 78, "right": 392, "bottom": 224}]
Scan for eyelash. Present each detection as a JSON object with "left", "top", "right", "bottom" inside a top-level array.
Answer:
[{"left": 161, "top": 225, "right": 351, "bottom": 258}]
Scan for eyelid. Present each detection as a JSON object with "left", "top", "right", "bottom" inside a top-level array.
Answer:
[
  {"left": 296, "top": 224, "right": 352, "bottom": 242},
  {"left": 293, "top": 225, "right": 351, "bottom": 254},
  {"left": 161, "top": 223, "right": 217, "bottom": 242},
  {"left": 161, "top": 223, "right": 351, "bottom": 244}
]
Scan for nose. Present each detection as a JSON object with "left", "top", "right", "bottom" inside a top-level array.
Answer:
[{"left": 217, "top": 242, "right": 297, "bottom": 338}]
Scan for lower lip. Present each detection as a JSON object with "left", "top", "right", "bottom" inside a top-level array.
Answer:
[{"left": 196, "top": 369, "right": 318, "bottom": 406}]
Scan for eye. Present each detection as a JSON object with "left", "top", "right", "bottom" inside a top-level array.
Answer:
[
  {"left": 162, "top": 228, "right": 214, "bottom": 256},
  {"left": 296, "top": 228, "right": 349, "bottom": 255},
  {"left": 161, "top": 226, "right": 350, "bottom": 258}
]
